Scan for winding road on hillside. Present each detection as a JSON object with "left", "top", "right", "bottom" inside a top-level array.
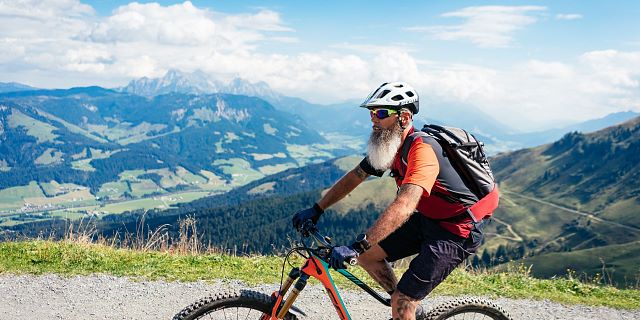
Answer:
[
  {"left": 501, "top": 190, "right": 640, "bottom": 233},
  {"left": 1, "top": 274, "right": 637, "bottom": 320}
]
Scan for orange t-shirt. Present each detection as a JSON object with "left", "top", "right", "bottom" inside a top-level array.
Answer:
[
  {"left": 392, "top": 128, "right": 476, "bottom": 237},
  {"left": 359, "top": 128, "right": 477, "bottom": 237}
]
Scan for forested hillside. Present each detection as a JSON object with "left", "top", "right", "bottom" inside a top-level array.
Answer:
[
  {"left": 485, "top": 116, "right": 640, "bottom": 286},
  {"left": 0, "top": 87, "right": 356, "bottom": 217}
]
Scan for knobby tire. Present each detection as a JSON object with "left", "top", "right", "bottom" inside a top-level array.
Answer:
[
  {"left": 172, "top": 289, "right": 298, "bottom": 320},
  {"left": 426, "top": 297, "right": 513, "bottom": 320}
]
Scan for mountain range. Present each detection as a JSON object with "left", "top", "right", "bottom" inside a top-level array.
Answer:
[
  {"left": 0, "top": 82, "right": 36, "bottom": 93},
  {"left": 118, "top": 70, "right": 640, "bottom": 152},
  {"left": 120, "top": 70, "right": 281, "bottom": 102}
]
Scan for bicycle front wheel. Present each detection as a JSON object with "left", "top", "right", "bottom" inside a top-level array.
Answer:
[
  {"left": 426, "top": 297, "right": 513, "bottom": 320},
  {"left": 172, "top": 289, "right": 298, "bottom": 320}
]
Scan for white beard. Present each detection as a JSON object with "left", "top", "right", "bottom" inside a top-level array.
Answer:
[{"left": 366, "top": 123, "right": 403, "bottom": 171}]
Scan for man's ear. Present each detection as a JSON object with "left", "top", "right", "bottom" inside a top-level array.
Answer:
[{"left": 401, "top": 112, "right": 412, "bottom": 126}]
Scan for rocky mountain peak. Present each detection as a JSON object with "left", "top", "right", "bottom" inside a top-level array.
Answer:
[{"left": 119, "top": 70, "right": 281, "bottom": 101}]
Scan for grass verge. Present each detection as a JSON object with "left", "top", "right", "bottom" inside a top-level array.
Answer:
[{"left": 0, "top": 240, "right": 638, "bottom": 310}]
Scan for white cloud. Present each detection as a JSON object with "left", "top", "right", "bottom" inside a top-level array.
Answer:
[
  {"left": 0, "top": 0, "right": 94, "bottom": 19},
  {"left": 407, "top": 6, "right": 546, "bottom": 48},
  {"left": 87, "top": 1, "right": 291, "bottom": 50},
  {"left": 222, "top": 9, "right": 293, "bottom": 32},
  {"left": 330, "top": 42, "right": 416, "bottom": 55},
  {"left": 0, "top": 1, "right": 638, "bottom": 132},
  {"left": 0, "top": 0, "right": 94, "bottom": 39},
  {"left": 556, "top": 13, "right": 583, "bottom": 20},
  {"left": 0, "top": 1, "right": 296, "bottom": 86},
  {"left": 459, "top": 52, "right": 640, "bottom": 130}
]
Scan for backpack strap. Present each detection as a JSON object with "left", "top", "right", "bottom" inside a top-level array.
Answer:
[
  {"left": 391, "top": 130, "right": 428, "bottom": 181},
  {"left": 424, "top": 124, "right": 482, "bottom": 148}
]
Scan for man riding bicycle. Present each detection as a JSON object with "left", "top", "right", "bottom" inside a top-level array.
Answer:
[{"left": 292, "top": 82, "right": 493, "bottom": 320}]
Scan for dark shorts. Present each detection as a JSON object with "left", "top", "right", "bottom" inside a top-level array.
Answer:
[{"left": 378, "top": 213, "right": 483, "bottom": 300}]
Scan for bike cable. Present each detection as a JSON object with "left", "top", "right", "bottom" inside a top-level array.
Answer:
[{"left": 278, "top": 245, "right": 309, "bottom": 292}]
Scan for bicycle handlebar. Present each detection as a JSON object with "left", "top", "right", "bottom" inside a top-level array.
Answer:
[{"left": 299, "top": 220, "right": 358, "bottom": 267}]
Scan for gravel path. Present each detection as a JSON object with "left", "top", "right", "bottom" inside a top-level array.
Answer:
[{"left": 1, "top": 274, "right": 638, "bottom": 320}]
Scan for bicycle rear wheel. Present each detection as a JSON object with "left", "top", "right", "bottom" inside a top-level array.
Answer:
[
  {"left": 173, "top": 289, "right": 298, "bottom": 320},
  {"left": 426, "top": 297, "right": 512, "bottom": 320}
]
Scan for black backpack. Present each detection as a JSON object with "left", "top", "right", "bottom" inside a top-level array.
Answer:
[{"left": 398, "top": 124, "right": 499, "bottom": 222}]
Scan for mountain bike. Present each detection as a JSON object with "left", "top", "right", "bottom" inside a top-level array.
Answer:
[{"left": 173, "top": 221, "right": 513, "bottom": 320}]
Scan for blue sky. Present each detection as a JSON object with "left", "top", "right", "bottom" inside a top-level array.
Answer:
[{"left": 1, "top": 1, "right": 639, "bottom": 130}]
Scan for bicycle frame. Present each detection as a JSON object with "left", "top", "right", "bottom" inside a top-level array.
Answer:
[{"left": 267, "top": 227, "right": 391, "bottom": 319}]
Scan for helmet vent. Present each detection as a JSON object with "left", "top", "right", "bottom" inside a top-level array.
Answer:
[
  {"left": 378, "top": 90, "right": 391, "bottom": 98},
  {"left": 406, "top": 91, "right": 414, "bottom": 97},
  {"left": 391, "top": 94, "right": 404, "bottom": 101}
]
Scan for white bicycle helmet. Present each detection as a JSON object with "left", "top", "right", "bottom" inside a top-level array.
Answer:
[{"left": 359, "top": 82, "right": 419, "bottom": 114}]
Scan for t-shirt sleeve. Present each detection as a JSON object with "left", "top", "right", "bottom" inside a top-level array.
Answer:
[
  {"left": 402, "top": 139, "right": 439, "bottom": 195},
  {"left": 358, "top": 156, "right": 386, "bottom": 177}
]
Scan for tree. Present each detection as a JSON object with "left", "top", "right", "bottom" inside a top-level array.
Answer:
[{"left": 481, "top": 250, "right": 491, "bottom": 267}]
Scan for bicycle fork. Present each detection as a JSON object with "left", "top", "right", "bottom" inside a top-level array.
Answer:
[
  {"left": 268, "top": 256, "right": 352, "bottom": 320},
  {"left": 270, "top": 267, "right": 308, "bottom": 319}
]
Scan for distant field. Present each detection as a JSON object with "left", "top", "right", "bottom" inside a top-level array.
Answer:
[
  {"left": 71, "top": 159, "right": 95, "bottom": 171},
  {"left": 0, "top": 166, "right": 225, "bottom": 217},
  {"left": 247, "top": 182, "right": 276, "bottom": 195},
  {"left": 286, "top": 144, "right": 335, "bottom": 166},
  {"left": 258, "top": 163, "right": 296, "bottom": 175},
  {"left": 130, "top": 179, "right": 162, "bottom": 197},
  {"left": 35, "top": 109, "right": 109, "bottom": 143},
  {"left": 0, "top": 182, "right": 44, "bottom": 212},
  {"left": 7, "top": 108, "right": 59, "bottom": 143},
  {"left": 0, "top": 159, "right": 10, "bottom": 172},
  {"left": 332, "top": 155, "right": 361, "bottom": 172},
  {"left": 70, "top": 148, "right": 121, "bottom": 172},
  {"left": 213, "top": 158, "right": 264, "bottom": 186},
  {"left": 197, "top": 170, "right": 230, "bottom": 192},
  {"left": 62, "top": 191, "right": 211, "bottom": 214},
  {"left": 34, "top": 148, "right": 64, "bottom": 165},
  {"left": 96, "top": 181, "right": 129, "bottom": 200},
  {"left": 86, "top": 121, "right": 170, "bottom": 145}
]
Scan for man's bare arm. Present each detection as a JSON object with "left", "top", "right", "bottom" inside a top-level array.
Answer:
[
  {"left": 366, "top": 183, "right": 423, "bottom": 244},
  {"left": 317, "top": 165, "right": 370, "bottom": 210}
]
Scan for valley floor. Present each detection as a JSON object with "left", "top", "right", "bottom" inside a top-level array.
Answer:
[{"left": 0, "top": 273, "right": 637, "bottom": 320}]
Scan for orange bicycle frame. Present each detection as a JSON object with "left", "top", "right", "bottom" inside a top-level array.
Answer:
[{"left": 267, "top": 253, "right": 390, "bottom": 320}]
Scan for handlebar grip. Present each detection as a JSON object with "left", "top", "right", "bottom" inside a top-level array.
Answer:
[{"left": 348, "top": 257, "right": 358, "bottom": 266}]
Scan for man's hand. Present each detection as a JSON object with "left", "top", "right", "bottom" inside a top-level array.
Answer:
[
  {"left": 329, "top": 245, "right": 358, "bottom": 270},
  {"left": 292, "top": 204, "right": 324, "bottom": 230}
]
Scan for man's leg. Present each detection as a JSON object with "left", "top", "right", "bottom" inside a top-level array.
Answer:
[
  {"left": 358, "top": 245, "right": 425, "bottom": 320},
  {"left": 357, "top": 244, "right": 397, "bottom": 292},
  {"left": 391, "top": 291, "right": 421, "bottom": 320}
]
